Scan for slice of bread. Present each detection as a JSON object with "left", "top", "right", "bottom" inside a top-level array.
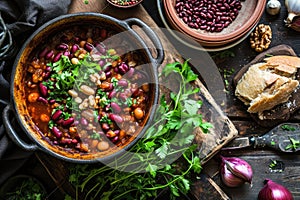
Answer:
[{"left": 235, "top": 55, "right": 300, "bottom": 114}]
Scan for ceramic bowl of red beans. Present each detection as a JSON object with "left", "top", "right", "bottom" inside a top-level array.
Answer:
[
  {"left": 164, "top": 0, "right": 266, "bottom": 48},
  {"left": 107, "top": 0, "right": 143, "bottom": 8},
  {"left": 3, "top": 13, "right": 164, "bottom": 163}
]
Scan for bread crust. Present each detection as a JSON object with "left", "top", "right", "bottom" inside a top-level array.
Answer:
[{"left": 235, "top": 55, "right": 300, "bottom": 114}]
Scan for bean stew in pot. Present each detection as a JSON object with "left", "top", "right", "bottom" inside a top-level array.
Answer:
[{"left": 24, "top": 25, "right": 152, "bottom": 155}]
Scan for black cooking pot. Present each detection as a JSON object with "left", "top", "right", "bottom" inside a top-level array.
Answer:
[{"left": 3, "top": 13, "right": 164, "bottom": 163}]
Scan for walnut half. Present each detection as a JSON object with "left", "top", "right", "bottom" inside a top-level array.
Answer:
[{"left": 250, "top": 24, "right": 272, "bottom": 52}]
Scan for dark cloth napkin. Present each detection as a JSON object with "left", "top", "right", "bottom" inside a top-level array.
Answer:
[{"left": 0, "top": 0, "right": 71, "bottom": 186}]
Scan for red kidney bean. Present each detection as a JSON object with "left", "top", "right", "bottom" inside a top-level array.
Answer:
[
  {"left": 109, "top": 113, "right": 123, "bottom": 124},
  {"left": 103, "top": 83, "right": 114, "bottom": 92},
  {"left": 49, "top": 99, "right": 56, "bottom": 104},
  {"left": 71, "top": 44, "right": 79, "bottom": 53},
  {"left": 117, "top": 79, "right": 128, "bottom": 87},
  {"left": 111, "top": 136, "right": 119, "bottom": 143},
  {"left": 56, "top": 118, "right": 64, "bottom": 125},
  {"left": 80, "top": 117, "right": 88, "bottom": 126},
  {"left": 175, "top": 0, "right": 243, "bottom": 32},
  {"left": 63, "top": 50, "right": 71, "bottom": 58},
  {"left": 60, "top": 138, "right": 72, "bottom": 144},
  {"left": 105, "top": 71, "right": 112, "bottom": 78},
  {"left": 39, "top": 47, "right": 49, "bottom": 59},
  {"left": 96, "top": 44, "right": 106, "bottom": 54},
  {"left": 56, "top": 43, "right": 69, "bottom": 50},
  {"left": 72, "top": 139, "right": 78, "bottom": 144},
  {"left": 103, "top": 65, "right": 111, "bottom": 73},
  {"left": 108, "top": 90, "right": 117, "bottom": 99},
  {"left": 73, "top": 120, "right": 79, "bottom": 126},
  {"left": 119, "top": 92, "right": 127, "bottom": 101},
  {"left": 84, "top": 42, "right": 94, "bottom": 52},
  {"left": 111, "top": 102, "right": 121, "bottom": 114},
  {"left": 44, "top": 72, "right": 51, "bottom": 79},
  {"left": 53, "top": 52, "right": 63, "bottom": 62},
  {"left": 52, "top": 110, "right": 63, "bottom": 121},
  {"left": 45, "top": 66, "right": 51, "bottom": 72},
  {"left": 126, "top": 67, "right": 134, "bottom": 78},
  {"left": 101, "top": 123, "right": 110, "bottom": 131},
  {"left": 62, "top": 117, "right": 75, "bottom": 127},
  {"left": 98, "top": 59, "right": 106, "bottom": 67},
  {"left": 52, "top": 126, "right": 62, "bottom": 138},
  {"left": 37, "top": 96, "right": 48, "bottom": 104},
  {"left": 39, "top": 83, "right": 48, "bottom": 97},
  {"left": 118, "top": 63, "right": 129, "bottom": 74},
  {"left": 45, "top": 50, "right": 54, "bottom": 60}
]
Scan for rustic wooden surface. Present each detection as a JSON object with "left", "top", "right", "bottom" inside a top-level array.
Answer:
[
  {"left": 12, "top": 0, "right": 300, "bottom": 200},
  {"left": 136, "top": 0, "right": 300, "bottom": 200}
]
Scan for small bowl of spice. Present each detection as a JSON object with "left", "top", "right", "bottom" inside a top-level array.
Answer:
[
  {"left": 164, "top": 0, "right": 266, "bottom": 48},
  {"left": 107, "top": 0, "right": 143, "bottom": 8}
]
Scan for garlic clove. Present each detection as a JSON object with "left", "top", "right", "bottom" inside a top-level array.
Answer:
[
  {"left": 221, "top": 162, "right": 245, "bottom": 187},
  {"left": 285, "top": 0, "right": 300, "bottom": 25},
  {"left": 289, "top": 16, "right": 300, "bottom": 31},
  {"left": 266, "top": 0, "right": 281, "bottom": 15},
  {"left": 220, "top": 156, "right": 253, "bottom": 188}
]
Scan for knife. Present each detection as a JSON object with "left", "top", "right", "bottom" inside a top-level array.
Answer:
[{"left": 222, "top": 123, "right": 300, "bottom": 153}]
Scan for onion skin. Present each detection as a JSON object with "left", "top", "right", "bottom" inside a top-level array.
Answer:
[
  {"left": 289, "top": 16, "right": 300, "bottom": 32},
  {"left": 258, "top": 179, "right": 294, "bottom": 200},
  {"left": 285, "top": 0, "right": 300, "bottom": 30},
  {"left": 220, "top": 156, "right": 253, "bottom": 187}
]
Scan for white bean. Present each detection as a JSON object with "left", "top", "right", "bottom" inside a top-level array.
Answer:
[
  {"left": 80, "top": 85, "right": 95, "bottom": 96},
  {"left": 68, "top": 89, "right": 78, "bottom": 98}
]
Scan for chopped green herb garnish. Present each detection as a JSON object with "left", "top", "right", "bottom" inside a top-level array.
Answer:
[
  {"left": 90, "top": 131, "right": 101, "bottom": 140},
  {"left": 285, "top": 137, "right": 300, "bottom": 151},
  {"left": 281, "top": 124, "right": 296, "bottom": 131},
  {"left": 268, "top": 159, "right": 284, "bottom": 173}
]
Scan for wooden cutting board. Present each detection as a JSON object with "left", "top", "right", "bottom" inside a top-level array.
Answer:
[{"left": 233, "top": 45, "right": 300, "bottom": 128}]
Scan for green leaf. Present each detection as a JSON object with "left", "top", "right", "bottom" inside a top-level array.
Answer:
[
  {"left": 155, "top": 141, "right": 169, "bottom": 159},
  {"left": 169, "top": 184, "right": 180, "bottom": 197},
  {"left": 184, "top": 99, "right": 201, "bottom": 115},
  {"left": 200, "top": 122, "right": 213, "bottom": 133},
  {"left": 146, "top": 163, "right": 158, "bottom": 178},
  {"left": 281, "top": 124, "right": 296, "bottom": 131},
  {"left": 144, "top": 141, "right": 156, "bottom": 151},
  {"left": 162, "top": 62, "right": 181, "bottom": 76},
  {"left": 180, "top": 177, "right": 190, "bottom": 192},
  {"left": 192, "top": 156, "right": 202, "bottom": 173}
]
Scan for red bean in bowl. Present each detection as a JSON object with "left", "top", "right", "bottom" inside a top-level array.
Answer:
[{"left": 175, "top": 0, "right": 243, "bottom": 32}]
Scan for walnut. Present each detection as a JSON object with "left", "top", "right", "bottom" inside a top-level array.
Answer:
[{"left": 250, "top": 24, "right": 272, "bottom": 52}]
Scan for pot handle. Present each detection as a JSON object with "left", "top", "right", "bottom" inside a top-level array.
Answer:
[
  {"left": 124, "top": 18, "right": 164, "bottom": 65},
  {"left": 3, "top": 104, "right": 38, "bottom": 151}
]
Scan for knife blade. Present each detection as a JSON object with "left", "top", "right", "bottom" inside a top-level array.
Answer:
[{"left": 222, "top": 123, "right": 300, "bottom": 153}]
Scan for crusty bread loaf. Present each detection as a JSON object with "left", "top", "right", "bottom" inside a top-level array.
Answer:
[{"left": 235, "top": 55, "right": 300, "bottom": 115}]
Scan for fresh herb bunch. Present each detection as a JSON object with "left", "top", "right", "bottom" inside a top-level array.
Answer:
[
  {"left": 4, "top": 177, "right": 46, "bottom": 200},
  {"left": 67, "top": 60, "right": 212, "bottom": 200}
]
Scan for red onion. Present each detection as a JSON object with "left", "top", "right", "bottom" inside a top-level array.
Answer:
[
  {"left": 258, "top": 179, "right": 293, "bottom": 200},
  {"left": 220, "top": 156, "right": 253, "bottom": 187}
]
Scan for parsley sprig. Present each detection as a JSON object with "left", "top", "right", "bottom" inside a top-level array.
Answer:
[{"left": 67, "top": 60, "right": 212, "bottom": 200}]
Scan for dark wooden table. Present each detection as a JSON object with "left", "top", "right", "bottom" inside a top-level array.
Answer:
[{"left": 10, "top": 0, "right": 300, "bottom": 200}]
